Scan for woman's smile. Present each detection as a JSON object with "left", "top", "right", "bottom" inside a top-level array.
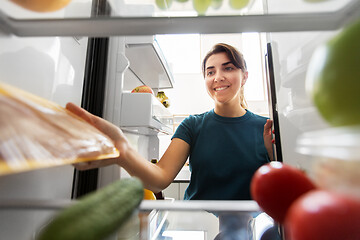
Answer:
[{"left": 214, "top": 85, "right": 230, "bottom": 92}]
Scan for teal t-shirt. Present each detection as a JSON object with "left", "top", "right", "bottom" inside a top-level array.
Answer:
[{"left": 172, "top": 109, "right": 270, "bottom": 200}]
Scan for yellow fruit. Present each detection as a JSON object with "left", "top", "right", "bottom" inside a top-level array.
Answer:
[
  {"left": 162, "top": 99, "right": 170, "bottom": 108},
  {"left": 156, "top": 0, "right": 173, "bottom": 10},
  {"left": 10, "top": 0, "right": 72, "bottom": 12},
  {"left": 143, "top": 189, "right": 156, "bottom": 200},
  {"left": 229, "top": 0, "right": 250, "bottom": 9},
  {"left": 193, "top": 0, "right": 211, "bottom": 15},
  {"left": 156, "top": 91, "right": 167, "bottom": 101},
  {"left": 306, "top": 18, "right": 360, "bottom": 127}
]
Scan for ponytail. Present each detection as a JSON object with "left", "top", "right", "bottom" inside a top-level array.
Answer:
[{"left": 240, "top": 84, "right": 247, "bottom": 109}]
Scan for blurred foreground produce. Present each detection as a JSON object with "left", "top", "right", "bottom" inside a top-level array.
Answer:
[
  {"left": 251, "top": 161, "right": 360, "bottom": 240},
  {"left": 211, "top": 0, "right": 223, "bottom": 9},
  {"left": 155, "top": 0, "right": 251, "bottom": 14},
  {"left": 37, "top": 178, "right": 144, "bottom": 240},
  {"left": 284, "top": 190, "right": 360, "bottom": 240},
  {"left": 250, "top": 162, "right": 316, "bottom": 224},
  {"left": 193, "top": 0, "right": 211, "bottom": 15},
  {"left": 306, "top": 18, "right": 360, "bottom": 127},
  {"left": 156, "top": 0, "right": 173, "bottom": 10},
  {"left": 10, "top": 0, "right": 72, "bottom": 12},
  {"left": 0, "top": 82, "right": 118, "bottom": 176},
  {"left": 229, "top": 0, "right": 250, "bottom": 9}
]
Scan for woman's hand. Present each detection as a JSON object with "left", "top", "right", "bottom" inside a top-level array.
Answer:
[
  {"left": 66, "top": 102, "right": 130, "bottom": 170},
  {"left": 263, "top": 119, "right": 274, "bottom": 161},
  {"left": 65, "top": 103, "right": 182, "bottom": 192}
]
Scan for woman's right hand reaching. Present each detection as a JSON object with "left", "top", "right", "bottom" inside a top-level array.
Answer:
[
  {"left": 66, "top": 102, "right": 130, "bottom": 170},
  {"left": 66, "top": 103, "right": 188, "bottom": 192}
]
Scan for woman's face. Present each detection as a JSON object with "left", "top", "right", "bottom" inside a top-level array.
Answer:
[{"left": 204, "top": 52, "right": 248, "bottom": 105}]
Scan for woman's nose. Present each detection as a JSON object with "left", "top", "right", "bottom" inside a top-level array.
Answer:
[{"left": 214, "top": 71, "right": 224, "bottom": 82}]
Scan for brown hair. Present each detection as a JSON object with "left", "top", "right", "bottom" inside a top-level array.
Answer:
[{"left": 202, "top": 43, "right": 248, "bottom": 109}]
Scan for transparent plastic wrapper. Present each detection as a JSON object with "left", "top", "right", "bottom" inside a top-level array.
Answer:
[
  {"left": 0, "top": 82, "right": 119, "bottom": 176},
  {"left": 297, "top": 126, "right": 360, "bottom": 199}
]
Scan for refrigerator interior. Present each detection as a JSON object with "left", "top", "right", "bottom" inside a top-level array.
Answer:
[
  {"left": 0, "top": 28, "right": 90, "bottom": 240},
  {"left": 0, "top": 2, "right": 92, "bottom": 239},
  {"left": 1, "top": 0, "right": 360, "bottom": 239}
]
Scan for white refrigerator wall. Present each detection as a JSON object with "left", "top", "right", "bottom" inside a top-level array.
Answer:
[{"left": 0, "top": 35, "right": 89, "bottom": 239}]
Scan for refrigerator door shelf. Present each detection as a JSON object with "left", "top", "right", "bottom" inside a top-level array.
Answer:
[
  {"left": 296, "top": 127, "right": 360, "bottom": 198},
  {"left": 125, "top": 36, "right": 174, "bottom": 90},
  {"left": 120, "top": 93, "right": 173, "bottom": 136}
]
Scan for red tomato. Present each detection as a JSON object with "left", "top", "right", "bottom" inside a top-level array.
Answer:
[
  {"left": 285, "top": 190, "right": 360, "bottom": 240},
  {"left": 250, "top": 162, "right": 316, "bottom": 223}
]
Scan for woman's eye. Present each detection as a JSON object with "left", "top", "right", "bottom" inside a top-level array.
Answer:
[
  {"left": 225, "top": 67, "right": 234, "bottom": 71},
  {"left": 207, "top": 71, "right": 214, "bottom": 76}
]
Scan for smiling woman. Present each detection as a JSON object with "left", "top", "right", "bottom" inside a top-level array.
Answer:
[{"left": 171, "top": 43, "right": 274, "bottom": 201}]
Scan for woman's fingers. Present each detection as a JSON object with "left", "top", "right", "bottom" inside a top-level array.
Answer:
[
  {"left": 66, "top": 102, "right": 117, "bottom": 139},
  {"left": 264, "top": 119, "right": 273, "bottom": 135},
  {"left": 65, "top": 102, "right": 129, "bottom": 157},
  {"left": 66, "top": 102, "right": 95, "bottom": 125}
]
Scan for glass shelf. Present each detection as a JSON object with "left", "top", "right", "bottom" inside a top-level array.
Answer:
[
  {"left": 0, "top": 199, "right": 278, "bottom": 240},
  {"left": 0, "top": 0, "right": 359, "bottom": 37}
]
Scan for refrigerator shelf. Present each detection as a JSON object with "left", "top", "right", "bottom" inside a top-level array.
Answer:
[
  {"left": 0, "top": 198, "right": 259, "bottom": 212},
  {"left": 0, "top": 199, "right": 273, "bottom": 240},
  {"left": 125, "top": 36, "right": 174, "bottom": 90},
  {"left": 0, "top": 199, "right": 275, "bottom": 240},
  {"left": 0, "top": 199, "right": 73, "bottom": 210},
  {"left": 120, "top": 93, "right": 174, "bottom": 136},
  {"left": 0, "top": 0, "right": 359, "bottom": 37}
]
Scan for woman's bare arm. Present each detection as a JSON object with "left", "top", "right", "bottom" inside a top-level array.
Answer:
[{"left": 66, "top": 102, "right": 189, "bottom": 193}]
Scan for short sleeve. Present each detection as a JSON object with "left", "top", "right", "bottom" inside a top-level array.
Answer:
[{"left": 171, "top": 116, "right": 194, "bottom": 146}]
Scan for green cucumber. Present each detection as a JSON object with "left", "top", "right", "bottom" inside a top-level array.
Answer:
[{"left": 37, "top": 177, "right": 144, "bottom": 240}]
